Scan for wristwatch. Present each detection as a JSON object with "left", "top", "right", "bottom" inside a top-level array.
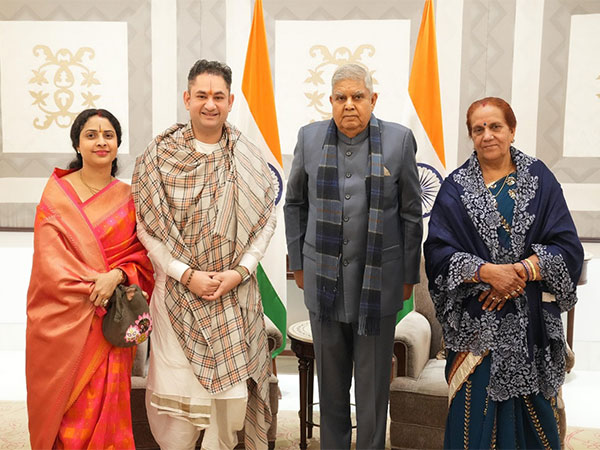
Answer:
[{"left": 233, "top": 265, "right": 251, "bottom": 284}]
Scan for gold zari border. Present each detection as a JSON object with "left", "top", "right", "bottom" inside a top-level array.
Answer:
[
  {"left": 150, "top": 393, "right": 211, "bottom": 426},
  {"left": 448, "top": 350, "right": 489, "bottom": 406}
]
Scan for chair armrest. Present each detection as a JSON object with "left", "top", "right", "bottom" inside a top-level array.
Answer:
[{"left": 394, "top": 311, "right": 432, "bottom": 378}]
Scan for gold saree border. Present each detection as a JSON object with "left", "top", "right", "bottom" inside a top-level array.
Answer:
[{"left": 448, "top": 350, "right": 489, "bottom": 405}]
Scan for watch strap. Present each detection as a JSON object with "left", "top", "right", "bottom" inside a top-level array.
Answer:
[{"left": 233, "top": 265, "right": 250, "bottom": 284}]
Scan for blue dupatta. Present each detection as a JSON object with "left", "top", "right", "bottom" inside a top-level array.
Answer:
[{"left": 424, "top": 147, "right": 583, "bottom": 402}]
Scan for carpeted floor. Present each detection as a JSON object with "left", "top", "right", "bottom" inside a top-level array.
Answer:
[
  {"left": 2, "top": 401, "right": 599, "bottom": 450},
  {"left": 0, "top": 402, "right": 27, "bottom": 450}
]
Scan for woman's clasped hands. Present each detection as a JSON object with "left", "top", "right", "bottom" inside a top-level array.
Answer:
[{"left": 477, "top": 263, "right": 527, "bottom": 311}]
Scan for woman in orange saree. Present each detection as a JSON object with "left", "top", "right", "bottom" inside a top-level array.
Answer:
[{"left": 26, "top": 109, "right": 154, "bottom": 450}]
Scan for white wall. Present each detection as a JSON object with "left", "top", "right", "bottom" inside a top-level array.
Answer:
[{"left": 0, "top": 232, "right": 32, "bottom": 352}]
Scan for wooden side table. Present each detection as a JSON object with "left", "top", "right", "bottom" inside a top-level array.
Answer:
[{"left": 288, "top": 320, "right": 316, "bottom": 450}]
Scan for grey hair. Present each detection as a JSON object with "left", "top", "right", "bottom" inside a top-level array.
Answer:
[{"left": 331, "top": 63, "right": 373, "bottom": 95}]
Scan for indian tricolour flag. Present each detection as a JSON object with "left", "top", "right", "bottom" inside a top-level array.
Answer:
[
  {"left": 405, "top": 0, "right": 446, "bottom": 197},
  {"left": 399, "top": 0, "right": 446, "bottom": 320},
  {"left": 236, "top": 0, "right": 286, "bottom": 356}
]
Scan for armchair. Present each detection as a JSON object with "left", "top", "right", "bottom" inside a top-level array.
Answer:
[{"left": 389, "top": 259, "right": 446, "bottom": 450}]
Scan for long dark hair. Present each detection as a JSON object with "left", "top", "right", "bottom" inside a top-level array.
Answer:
[{"left": 67, "top": 108, "right": 122, "bottom": 176}]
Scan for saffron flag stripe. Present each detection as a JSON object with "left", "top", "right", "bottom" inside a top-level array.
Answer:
[
  {"left": 241, "top": 0, "right": 282, "bottom": 165},
  {"left": 409, "top": 0, "right": 446, "bottom": 168},
  {"left": 399, "top": 0, "right": 446, "bottom": 323},
  {"left": 241, "top": 0, "right": 287, "bottom": 356}
]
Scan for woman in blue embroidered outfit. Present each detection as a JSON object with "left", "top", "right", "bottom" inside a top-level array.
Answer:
[{"left": 424, "top": 97, "right": 583, "bottom": 449}]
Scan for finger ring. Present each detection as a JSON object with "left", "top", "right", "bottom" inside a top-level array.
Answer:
[
  {"left": 504, "top": 295, "right": 510, "bottom": 300},
  {"left": 491, "top": 296, "right": 497, "bottom": 301},
  {"left": 102, "top": 299, "right": 109, "bottom": 307},
  {"left": 511, "top": 290, "right": 517, "bottom": 296}
]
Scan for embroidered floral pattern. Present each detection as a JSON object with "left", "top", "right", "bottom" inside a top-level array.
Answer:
[
  {"left": 533, "top": 244, "right": 577, "bottom": 312},
  {"left": 136, "top": 312, "right": 152, "bottom": 334},
  {"left": 125, "top": 312, "right": 153, "bottom": 344},
  {"left": 431, "top": 148, "right": 574, "bottom": 402},
  {"left": 433, "top": 252, "right": 489, "bottom": 335},
  {"left": 452, "top": 148, "right": 538, "bottom": 262}
]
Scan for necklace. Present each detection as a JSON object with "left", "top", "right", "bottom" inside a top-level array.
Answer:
[
  {"left": 499, "top": 214, "right": 512, "bottom": 234},
  {"left": 79, "top": 170, "right": 110, "bottom": 195},
  {"left": 487, "top": 174, "right": 509, "bottom": 198},
  {"left": 487, "top": 171, "right": 517, "bottom": 235}
]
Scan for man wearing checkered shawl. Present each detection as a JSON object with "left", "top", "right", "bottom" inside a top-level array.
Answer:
[{"left": 132, "top": 60, "right": 276, "bottom": 450}]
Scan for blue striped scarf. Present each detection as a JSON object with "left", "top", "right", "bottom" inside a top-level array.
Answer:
[{"left": 316, "top": 116, "right": 384, "bottom": 336}]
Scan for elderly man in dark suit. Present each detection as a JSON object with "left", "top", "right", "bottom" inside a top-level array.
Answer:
[{"left": 284, "top": 63, "right": 423, "bottom": 450}]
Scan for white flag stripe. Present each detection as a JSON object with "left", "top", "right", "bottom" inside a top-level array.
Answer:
[{"left": 236, "top": 93, "right": 287, "bottom": 309}]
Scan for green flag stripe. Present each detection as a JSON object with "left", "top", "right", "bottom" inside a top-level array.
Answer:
[
  {"left": 396, "top": 292, "right": 414, "bottom": 324},
  {"left": 256, "top": 263, "right": 287, "bottom": 357}
]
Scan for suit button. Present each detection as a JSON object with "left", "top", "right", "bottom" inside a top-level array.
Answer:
[
  {"left": 345, "top": 194, "right": 351, "bottom": 200},
  {"left": 345, "top": 172, "right": 352, "bottom": 178},
  {"left": 343, "top": 259, "right": 349, "bottom": 266},
  {"left": 343, "top": 239, "right": 349, "bottom": 245},
  {"left": 343, "top": 216, "right": 349, "bottom": 222},
  {"left": 346, "top": 151, "right": 352, "bottom": 157}
]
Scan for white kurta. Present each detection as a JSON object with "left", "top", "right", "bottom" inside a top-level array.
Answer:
[{"left": 138, "top": 139, "right": 277, "bottom": 423}]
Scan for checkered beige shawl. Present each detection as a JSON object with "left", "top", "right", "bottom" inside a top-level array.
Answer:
[{"left": 132, "top": 122, "right": 275, "bottom": 448}]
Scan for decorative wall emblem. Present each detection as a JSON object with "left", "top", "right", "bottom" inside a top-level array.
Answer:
[
  {"left": 303, "top": 45, "right": 378, "bottom": 120},
  {"left": 275, "top": 20, "right": 410, "bottom": 155},
  {"left": 0, "top": 21, "right": 128, "bottom": 155},
  {"left": 29, "top": 45, "right": 101, "bottom": 130}
]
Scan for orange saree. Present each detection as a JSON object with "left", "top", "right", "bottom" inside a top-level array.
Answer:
[{"left": 26, "top": 168, "right": 154, "bottom": 450}]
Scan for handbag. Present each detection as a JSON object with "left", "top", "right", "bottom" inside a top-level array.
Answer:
[{"left": 102, "top": 284, "right": 152, "bottom": 347}]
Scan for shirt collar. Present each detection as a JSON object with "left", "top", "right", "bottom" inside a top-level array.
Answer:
[{"left": 337, "top": 125, "right": 369, "bottom": 145}]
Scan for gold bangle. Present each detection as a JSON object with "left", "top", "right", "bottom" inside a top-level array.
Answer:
[
  {"left": 524, "top": 258, "right": 537, "bottom": 281},
  {"left": 530, "top": 259, "right": 538, "bottom": 280}
]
